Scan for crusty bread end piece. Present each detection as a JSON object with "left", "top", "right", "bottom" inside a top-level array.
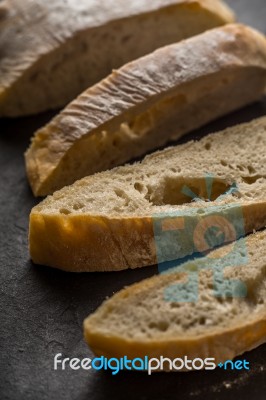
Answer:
[
  {"left": 29, "top": 116, "right": 266, "bottom": 272},
  {"left": 0, "top": 0, "right": 234, "bottom": 117},
  {"left": 83, "top": 230, "right": 266, "bottom": 368},
  {"left": 25, "top": 24, "right": 266, "bottom": 196}
]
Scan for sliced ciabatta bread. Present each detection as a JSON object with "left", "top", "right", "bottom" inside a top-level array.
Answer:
[
  {"left": 25, "top": 23, "right": 266, "bottom": 196},
  {"left": 83, "top": 230, "right": 266, "bottom": 368},
  {"left": 29, "top": 116, "right": 266, "bottom": 272},
  {"left": 0, "top": 0, "right": 234, "bottom": 117}
]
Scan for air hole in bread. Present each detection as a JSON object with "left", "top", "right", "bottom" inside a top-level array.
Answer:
[
  {"left": 115, "top": 189, "right": 126, "bottom": 197},
  {"left": 134, "top": 182, "right": 145, "bottom": 194},
  {"left": 126, "top": 93, "right": 187, "bottom": 137},
  {"left": 60, "top": 208, "right": 71, "bottom": 215},
  {"left": 205, "top": 142, "right": 211, "bottom": 150},
  {"left": 241, "top": 175, "right": 261, "bottom": 185},
  {"left": 236, "top": 164, "right": 245, "bottom": 172},
  {"left": 170, "top": 302, "right": 181, "bottom": 309},
  {"left": 73, "top": 202, "right": 84, "bottom": 210},
  {"left": 146, "top": 177, "right": 232, "bottom": 206},
  {"left": 170, "top": 167, "right": 181, "bottom": 173},
  {"left": 247, "top": 165, "right": 256, "bottom": 174},
  {"left": 148, "top": 321, "right": 169, "bottom": 332},
  {"left": 114, "top": 189, "right": 130, "bottom": 206}
]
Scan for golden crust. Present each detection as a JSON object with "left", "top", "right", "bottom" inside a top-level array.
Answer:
[
  {"left": 29, "top": 201, "right": 266, "bottom": 272},
  {"left": 29, "top": 213, "right": 156, "bottom": 272}
]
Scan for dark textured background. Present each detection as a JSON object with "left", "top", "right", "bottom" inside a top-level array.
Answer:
[{"left": 0, "top": 1, "right": 266, "bottom": 399}]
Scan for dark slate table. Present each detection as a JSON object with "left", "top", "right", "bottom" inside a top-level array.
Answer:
[{"left": 0, "top": 1, "right": 265, "bottom": 399}]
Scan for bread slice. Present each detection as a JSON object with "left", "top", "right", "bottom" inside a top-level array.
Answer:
[
  {"left": 25, "top": 24, "right": 266, "bottom": 196},
  {"left": 29, "top": 116, "right": 266, "bottom": 272},
  {"left": 83, "top": 230, "right": 266, "bottom": 368},
  {"left": 0, "top": 0, "right": 234, "bottom": 117}
]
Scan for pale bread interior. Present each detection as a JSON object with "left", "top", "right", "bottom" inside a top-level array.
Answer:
[
  {"left": 33, "top": 117, "right": 266, "bottom": 217},
  {"left": 84, "top": 231, "right": 266, "bottom": 342}
]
